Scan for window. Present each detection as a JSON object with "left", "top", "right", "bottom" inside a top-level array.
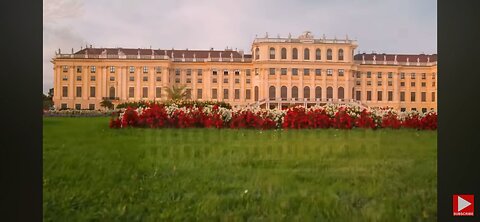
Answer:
[
  {"left": 63, "top": 75, "right": 68, "bottom": 81},
  {"left": 75, "top": 104, "right": 81, "bottom": 110},
  {"left": 377, "top": 72, "right": 382, "bottom": 78},
  {"left": 269, "top": 68, "right": 275, "bottom": 75},
  {"left": 77, "top": 76, "right": 82, "bottom": 81},
  {"left": 156, "top": 67, "right": 162, "bottom": 73},
  {"left": 338, "top": 87, "right": 344, "bottom": 99},
  {"left": 421, "top": 73, "right": 426, "bottom": 79},
  {"left": 411, "top": 82, "right": 415, "bottom": 87},
  {"left": 315, "top": 69, "right": 321, "bottom": 76},
  {"left": 367, "top": 81, "right": 371, "bottom": 86},
  {"left": 212, "top": 78, "right": 217, "bottom": 83},
  {"left": 142, "top": 87, "right": 148, "bottom": 98},
  {"left": 315, "top": 49, "right": 321, "bottom": 60},
  {"left": 367, "top": 72, "right": 371, "bottom": 78},
  {"left": 327, "top": 69, "right": 333, "bottom": 76},
  {"left": 422, "top": 108, "right": 427, "bottom": 113},
  {"left": 235, "top": 89, "right": 240, "bottom": 99},
  {"left": 185, "top": 89, "right": 191, "bottom": 99},
  {"left": 432, "top": 73, "right": 436, "bottom": 79},
  {"left": 377, "top": 81, "right": 382, "bottom": 86},
  {"left": 129, "top": 66, "right": 135, "bottom": 73},
  {"left": 327, "top": 49, "right": 332, "bottom": 60},
  {"left": 129, "top": 76, "right": 134, "bottom": 81},
  {"left": 246, "top": 69, "right": 251, "bottom": 76},
  {"left": 356, "top": 72, "right": 361, "bottom": 78},
  {"left": 175, "top": 78, "right": 180, "bottom": 83},
  {"left": 89, "top": 104, "right": 95, "bottom": 110},
  {"left": 143, "top": 66, "right": 148, "bottom": 73},
  {"left": 62, "top": 86, "right": 68, "bottom": 97},
  {"left": 304, "top": 48, "right": 310, "bottom": 60},
  {"left": 338, "top": 69, "right": 344, "bottom": 77},
  {"left": 292, "top": 86, "right": 298, "bottom": 99},
  {"left": 388, "top": 81, "right": 392, "bottom": 86},
  {"left": 90, "top": 75, "right": 96, "bottom": 81},
  {"left": 212, "top": 89, "right": 218, "bottom": 99},
  {"left": 411, "top": 73, "right": 416, "bottom": 79},
  {"left": 246, "top": 89, "right": 251, "bottom": 100},
  {"left": 143, "top": 76, "right": 148, "bottom": 82},
  {"left": 303, "top": 69, "right": 310, "bottom": 76},
  {"left": 156, "top": 87, "right": 162, "bottom": 98},
  {"left": 281, "top": 86, "right": 287, "bottom": 99},
  {"left": 255, "top": 48, "right": 260, "bottom": 60},
  {"left": 186, "top": 69, "right": 192, "bottom": 76},
  {"left": 110, "top": 76, "right": 115, "bottom": 81},
  {"left": 197, "top": 89, "right": 202, "bottom": 99},
  {"left": 356, "top": 91, "right": 361, "bottom": 100},
  {"left": 76, "top": 86, "right": 82, "bottom": 97},
  {"left": 76, "top": 66, "right": 82, "bottom": 73},
  {"left": 223, "top": 89, "right": 229, "bottom": 100},
  {"left": 367, "top": 91, "right": 372, "bottom": 101},
  {"left": 326, "top": 87, "right": 333, "bottom": 99},
  {"left": 315, "top": 87, "right": 322, "bottom": 99},
  {"left": 128, "top": 87, "right": 134, "bottom": 98},
  {"left": 269, "top": 47, "right": 275, "bottom": 59},
  {"left": 292, "top": 68, "right": 298, "bottom": 76},
  {"left": 338, "top": 49, "right": 344, "bottom": 60},
  {"left": 281, "top": 68, "right": 287, "bottom": 75},
  {"left": 304, "top": 86, "right": 310, "bottom": 99},
  {"left": 223, "top": 70, "right": 228, "bottom": 76},
  {"left": 61, "top": 103, "right": 67, "bottom": 109},
  {"left": 156, "top": 76, "right": 161, "bottom": 82},
  {"left": 411, "top": 92, "right": 416, "bottom": 102},
  {"left": 235, "top": 70, "right": 240, "bottom": 76},
  {"left": 281, "top": 48, "right": 287, "bottom": 59},
  {"left": 421, "top": 82, "right": 426, "bottom": 87},
  {"left": 198, "top": 69, "right": 203, "bottom": 76},
  {"left": 62, "top": 66, "right": 68, "bottom": 72},
  {"left": 401, "top": 108, "right": 406, "bottom": 112},
  {"left": 400, "top": 82, "right": 405, "bottom": 87},
  {"left": 246, "top": 79, "right": 250, "bottom": 84},
  {"left": 235, "top": 79, "right": 240, "bottom": 84},
  {"left": 110, "top": 66, "right": 115, "bottom": 73},
  {"left": 255, "top": 68, "right": 259, "bottom": 76},
  {"left": 400, "top": 92, "right": 405, "bottom": 101},
  {"left": 90, "top": 86, "right": 95, "bottom": 97},
  {"left": 412, "top": 108, "right": 417, "bottom": 111},
  {"left": 400, "top": 72, "right": 405, "bottom": 79},
  {"left": 421, "top": 92, "right": 426, "bottom": 102},
  {"left": 292, "top": 48, "right": 298, "bottom": 59},
  {"left": 223, "top": 78, "right": 228, "bottom": 84},
  {"left": 388, "top": 72, "right": 393, "bottom": 78},
  {"left": 432, "top": 82, "right": 436, "bottom": 87},
  {"left": 388, "top": 91, "right": 393, "bottom": 101},
  {"left": 269, "top": 86, "right": 276, "bottom": 100},
  {"left": 356, "top": 81, "right": 361, "bottom": 86},
  {"left": 186, "top": 78, "right": 191, "bottom": 83},
  {"left": 212, "top": 69, "right": 218, "bottom": 75},
  {"left": 197, "top": 78, "right": 202, "bottom": 83},
  {"left": 377, "top": 91, "right": 383, "bottom": 101},
  {"left": 432, "top": 92, "right": 435, "bottom": 102},
  {"left": 175, "top": 69, "right": 181, "bottom": 76}
]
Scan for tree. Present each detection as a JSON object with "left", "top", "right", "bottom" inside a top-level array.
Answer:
[
  {"left": 100, "top": 99, "right": 114, "bottom": 110},
  {"left": 165, "top": 85, "right": 187, "bottom": 101},
  {"left": 43, "top": 89, "right": 54, "bottom": 110}
]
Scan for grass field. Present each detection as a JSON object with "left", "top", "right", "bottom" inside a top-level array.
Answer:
[{"left": 43, "top": 117, "right": 437, "bottom": 221}]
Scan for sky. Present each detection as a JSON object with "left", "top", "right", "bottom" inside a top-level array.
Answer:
[{"left": 43, "top": 0, "right": 437, "bottom": 93}]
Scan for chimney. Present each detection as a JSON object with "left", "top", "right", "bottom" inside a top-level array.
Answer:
[
  {"left": 58, "top": 48, "right": 61, "bottom": 54},
  {"left": 90, "top": 44, "right": 92, "bottom": 48}
]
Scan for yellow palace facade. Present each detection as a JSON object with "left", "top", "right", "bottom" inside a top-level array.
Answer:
[{"left": 52, "top": 31, "right": 437, "bottom": 112}]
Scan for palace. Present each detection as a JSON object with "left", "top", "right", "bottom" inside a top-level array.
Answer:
[{"left": 51, "top": 31, "right": 437, "bottom": 112}]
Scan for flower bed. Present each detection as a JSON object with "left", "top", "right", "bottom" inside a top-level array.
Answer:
[{"left": 109, "top": 103, "right": 437, "bottom": 130}]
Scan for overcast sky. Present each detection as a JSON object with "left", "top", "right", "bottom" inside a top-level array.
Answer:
[{"left": 43, "top": 0, "right": 437, "bottom": 93}]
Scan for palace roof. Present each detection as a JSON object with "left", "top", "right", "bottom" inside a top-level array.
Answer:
[
  {"left": 73, "top": 48, "right": 250, "bottom": 59},
  {"left": 354, "top": 53, "right": 437, "bottom": 63}
]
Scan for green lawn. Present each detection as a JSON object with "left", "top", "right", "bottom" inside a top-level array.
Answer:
[{"left": 43, "top": 117, "right": 437, "bottom": 221}]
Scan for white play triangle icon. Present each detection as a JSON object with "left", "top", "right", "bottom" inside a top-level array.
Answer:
[{"left": 458, "top": 196, "right": 471, "bottom": 211}]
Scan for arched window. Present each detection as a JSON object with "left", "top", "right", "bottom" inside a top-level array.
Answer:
[
  {"left": 315, "top": 86, "right": 322, "bottom": 99},
  {"left": 292, "top": 86, "right": 298, "bottom": 99},
  {"left": 292, "top": 48, "right": 298, "bottom": 60},
  {"left": 269, "top": 86, "right": 276, "bottom": 100},
  {"left": 327, "top": 87, "right": 333, "bottom": 99},
  {"left": 281, "top": 86, "right": 287, "bottom": 99},
  {"left": 254, "top": 86, "right": 259, "bottom": 101},
  {"left": 109, "top": 86, "right": 115, "bottom": 98},
  {"left": 304, "top": 48, "right": 310, "bottom": 60},
  {"left": 338, "top": 87, "right": 344, "bottom": 99},
  {"left": 269, "top": 47, "right": 275, "bottom": 59},
  {"left": 255, "top": 48, "right": 260, "bottom": 60},
  {"left": 327, "top": 49, "right": 332, "bottom": 60},
  {"left": 304, "top": 86, "right": 310, "bottom": 99},
  {"left": 315, "top": 49, "right": 321, "bottom": 60},
  {"left": 338, "top": 49, "right": 344, "bottom": 61},
  {"left": 281, "top": 48, "right": 287, "bottom": 59}
]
